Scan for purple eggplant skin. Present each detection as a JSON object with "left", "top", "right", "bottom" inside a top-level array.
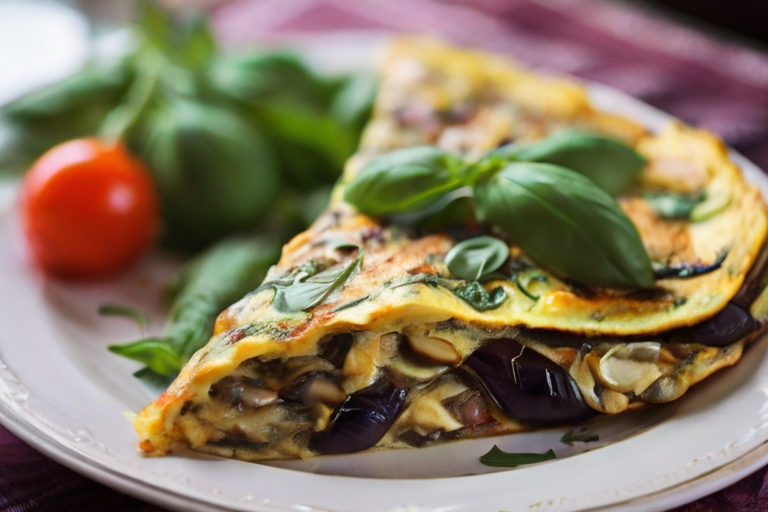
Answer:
[
  {"left": 309, "top": 380, "right": 407, "bottom": 455},
  {"left": 671, "top": 302, "right": 760, "bottom": 347},
  {"left": 463, "top": 338, "right": 595, "bottom": 426}
]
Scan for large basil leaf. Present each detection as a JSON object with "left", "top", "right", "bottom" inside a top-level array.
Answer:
[
  {"left": 474, "top": 162, "right": 654, "bottom": 289},
  {"left": 139, "top": 98, "right": 279, "bottom": 250},
  {"left": 261, "top": 256, "right": 362, "bottom": 313},
  {"left": 344, "top": 146, "right": 466, "bottom": 216},
  {"left": 498, "top": 130, "right": 646, "bottom": 195},
  {"left": 445, "top": 236, "right": 509, "bottom": 281}
]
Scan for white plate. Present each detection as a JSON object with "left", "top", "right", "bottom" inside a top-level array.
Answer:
[{"left": 3, "top": 34, "right": 768, "bottom": 512}]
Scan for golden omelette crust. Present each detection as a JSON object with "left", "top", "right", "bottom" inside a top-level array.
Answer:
[{"left": 134, "top": 37, "right": 768, "bottom": 459}]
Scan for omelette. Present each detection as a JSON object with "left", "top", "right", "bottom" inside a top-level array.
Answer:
[{"left": 133, "top": 37, "right": 768, "bottom": 461}]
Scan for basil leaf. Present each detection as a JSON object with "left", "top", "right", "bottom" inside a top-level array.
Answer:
[
  {"left": 330, "top": 73, "right": 376, "bottom": 129},
  {"left": 108, "top": 339, "right": 185, "bottom": 375},
  {"left": 210, "top": 52, "right": 334, "bottom": 109},
  {"left": 259, "top": 102, "right": 356, "bottom": 171},
  {"left": 269, "top": 256, "right": 362, "bottom": 313},
  {"left": 139, "top": 98, "right": 280, "bottom": 250},
  {"left": 474, "top": 162, "right": 654, "bottom": 289},
  {"left": 453, "top": 282, "right": 507, "bottom": 311},
  {"left": 1, "top": 61, "right": 131, "bottom": 125},
  {"left": 344, "top": 146, "right": 466, "bottom": 216},
  {"left": 132, "top": 367, "right": 175, "bottom": 389},
  {"left": 643, "top": 191, "right": 705, "bottom": 219},
  {"left": 499, "top": 131, "right": 646, "bottom": 195},
  {"left": 479, "top": 445, "right": 556, "bottom": 467},
  {"left": 445, "top": 236, "right": 509, "bottom": 281}
]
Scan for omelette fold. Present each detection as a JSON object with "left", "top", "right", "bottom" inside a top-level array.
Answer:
[{"left": 134, "top": 37, "right": 768, "bottom": 461}]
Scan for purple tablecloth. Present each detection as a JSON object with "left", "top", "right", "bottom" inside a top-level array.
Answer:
[{"left": 4, "top": 0, "right": 768, "bottom": 510}]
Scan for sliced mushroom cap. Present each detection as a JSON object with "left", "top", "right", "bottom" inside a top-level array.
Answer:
[
  {"left": 595, "top": 342, "right": 663, "bottom": 395},
  {"left": 406, "top": 334, "right": 461, "bottom": 364}
]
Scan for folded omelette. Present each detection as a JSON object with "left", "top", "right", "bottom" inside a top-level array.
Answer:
[{"left": 133, "top": 37, "right": 768, "bottom": 461}]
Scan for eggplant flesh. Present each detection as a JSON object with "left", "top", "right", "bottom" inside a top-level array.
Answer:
[{"left": 463, "top": 339, "right": 595, "bottom": 426}]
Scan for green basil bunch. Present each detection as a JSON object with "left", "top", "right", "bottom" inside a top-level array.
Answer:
[{"left": 344, "top": 131, "right": 654, "bottom": 289}]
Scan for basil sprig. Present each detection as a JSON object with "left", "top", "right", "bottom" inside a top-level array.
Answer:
[
  {"left": 344, "top": 131, "right": 654, "bottom": 289},
  {"left": 474, "top": 163, "right": 654, "bottom": 289}
]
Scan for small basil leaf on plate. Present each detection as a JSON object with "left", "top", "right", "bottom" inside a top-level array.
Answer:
[
  {"left": 474, "top": 162, "right": 654, "bottom": 289},
  {"left": 271, "top": 255, "right": 362, "bottom": 313},
  {"left": 479, "top": 445, "right": 556, "bottom": 467},
  {"left": 344, "top": 146, "right": 466, "bottom": 216},
  {"left": 445, "top": 236, "right": 509, "bottom": 281},
  {"left": 452, "top": 282, "right": 507, "bottom": 311},
  {"left": 498, "top": 130, "right": 646, "bottom": 195},
  {"left": 643, "top": 191, "right": 705, "bottom": 220}
]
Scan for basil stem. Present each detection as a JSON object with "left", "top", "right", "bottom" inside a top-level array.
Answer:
[
  {"left": 97, "top": 304, "right": 150, "bottom": 332},
  {"left": 343, "top": 146, "right": 466, "bottom": 216},
  {"left": 495, "top": 130, "right": 646, "bottom": 195},
  {"left": 445, "top": 236, "right": 509, "bottom": 281},
  {"left": 479, "top": 445, "right": 556, "bottom": 467},
  {"left": 474, "top": 162, "right": 654, "bottom": 289}
]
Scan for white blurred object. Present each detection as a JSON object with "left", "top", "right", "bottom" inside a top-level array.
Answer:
[{"left": 0, "top": 0, "right": 90, "bottom": 106}]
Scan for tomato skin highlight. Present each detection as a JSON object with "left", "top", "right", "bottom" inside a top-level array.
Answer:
[{"left": 20, "top": 138, "right": 160, "bottom": 280}]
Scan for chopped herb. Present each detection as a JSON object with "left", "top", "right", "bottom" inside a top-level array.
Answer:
[
  {"left": 453, "top": 282, "right": 507, "bottom": 311},
  {"left": 652, "top": 251, "right": 727, "bottom": 279},
  {"left": 260, "top": 255, "right": 362, "bottom": 313},
  {"left": 333, "top": 295, "right": 370, "bottom": 312},
  {"left": 98, "top": 304, "right": 150, "bottom": 332},
  {"left": 479, "top": 445, "right": 556, "bottom": 467},
  {"left": 395, "top": 274, "right": 507, "bottom": 311},
  {"left": 560, "top": 427, "right": 599, "bottom": 444}
]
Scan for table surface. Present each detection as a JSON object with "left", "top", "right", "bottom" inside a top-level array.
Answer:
[{"left": 4, "top": 0, "right": 768, "bottom": 510}]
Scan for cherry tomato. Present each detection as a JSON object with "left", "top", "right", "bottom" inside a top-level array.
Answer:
[{"left": 20, "top": 138, "right": 159, "bottom": 280}]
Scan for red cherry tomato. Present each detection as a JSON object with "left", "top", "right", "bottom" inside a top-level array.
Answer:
[{"left": 20, "top": 138, "right": 160, "bottom": 280}]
